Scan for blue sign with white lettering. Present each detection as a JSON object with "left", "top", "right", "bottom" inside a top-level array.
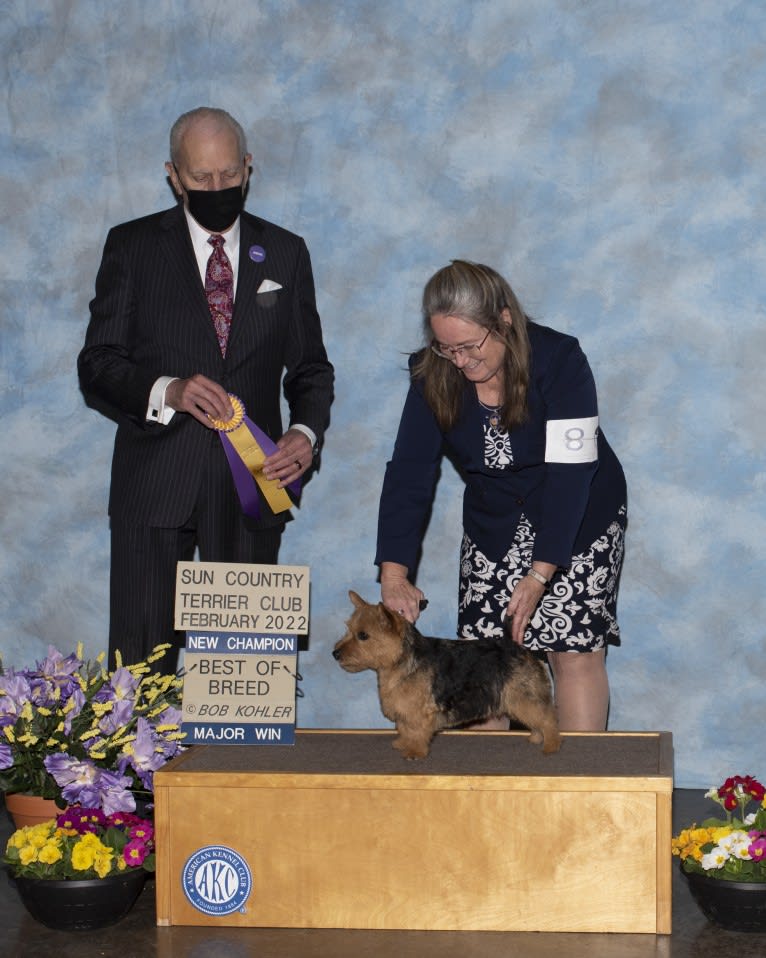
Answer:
[{"left": 182, "top": 845, "right": 252, "bottom": 916}]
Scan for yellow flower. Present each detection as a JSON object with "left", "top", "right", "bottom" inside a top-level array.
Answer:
[
  {"left": 19, "top": 845, "right": 39, "bottom": 866},
  {"left": 709, "top": 825, "right": 734, "bottom": 842},
  {"left": 38, "top": 842, "right": 63, "bottom": 865},
  {"left": 147, "top": 643, "right": 172, "bottom": 663},
  {"left": 71, "top": 841, "right": 96, "bottom": 871},
  {"left": 79, "top": 832, "right": 104, "bottom": 849},
  {"left": 28, "top": 828, "right": 52, "bottom": 850},
  {"left": 93, "top": 852, "right": 114, "bottom": 878},
  {"left": 79, "top": 728, "right": 101, "bottom": 742}
]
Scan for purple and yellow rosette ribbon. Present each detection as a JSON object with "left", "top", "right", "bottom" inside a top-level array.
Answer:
[{"left": 209, "top": 395, "right": 300, "bottom": 518}]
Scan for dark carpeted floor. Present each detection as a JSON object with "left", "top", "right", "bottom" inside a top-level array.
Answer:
[{"left": 2, "top": 750, "right": 766, "bottom": 957}]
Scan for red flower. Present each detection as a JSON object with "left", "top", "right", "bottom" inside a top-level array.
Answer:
[{"left": 742, "top": 776, "right": 766, "bottom": 801}]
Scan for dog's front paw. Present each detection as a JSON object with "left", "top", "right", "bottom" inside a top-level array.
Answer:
[{"left": 392, "top": 735, "right": 430, "bottom": 760}]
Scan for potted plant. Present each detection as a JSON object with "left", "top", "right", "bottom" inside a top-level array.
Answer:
[
  {"left": 3, "top": 806, "right": 155, "bottom": 930},
  {"left": 0, "top": 643, "right": 185, "bottom": 823},
  {"left": 672, "top": 773, "right": 766, "bottom": 932}
]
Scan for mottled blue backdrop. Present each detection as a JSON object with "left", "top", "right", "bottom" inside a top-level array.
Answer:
[{"left": 1, "top": 1, "right": 764, "bottom": 788}]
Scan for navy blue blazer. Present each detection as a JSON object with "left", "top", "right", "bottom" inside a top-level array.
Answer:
[
  {"left": 78, "top": 205, "right": 334, "bottom": 528},
  {"left": 376, "top": 322, "right": 626, "bottom": 571}
]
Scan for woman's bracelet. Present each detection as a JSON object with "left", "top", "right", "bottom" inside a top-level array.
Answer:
[{"left": 526, "top": 568, "right": 549, "bottom": 587}]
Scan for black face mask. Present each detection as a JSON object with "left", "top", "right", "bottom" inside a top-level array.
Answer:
[{"left": 185, "top": 185, "right": 245, "bottom": 233}]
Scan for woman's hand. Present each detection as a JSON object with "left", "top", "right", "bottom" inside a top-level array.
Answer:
[
  {"left": 505, "top": 563, "right": 556, "bottom": 645},
  {"left": 380, "top": 562, "right": 426, "bottom": 623}
]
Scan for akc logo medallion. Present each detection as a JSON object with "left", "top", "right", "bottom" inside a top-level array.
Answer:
[{"left": 182, "top": 845, "right": 252, "bottom": 915}]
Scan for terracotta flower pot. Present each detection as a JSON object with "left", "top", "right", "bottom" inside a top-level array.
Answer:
[
  {"left": 13, "top": 869, "right": 148, "bottom": 931},
  {"left": 4, "top": 792, "right": 63, "bottom": 829}
]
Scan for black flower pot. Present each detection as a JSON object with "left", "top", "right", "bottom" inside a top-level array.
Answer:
[
  {"left": 14, "top": 868, "right": 147, "bottom": 931},
  {"left": 683, "top": 868, "right": 766, "bottom": 932}
]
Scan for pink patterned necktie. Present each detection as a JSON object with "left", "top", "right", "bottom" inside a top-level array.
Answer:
[{"left": 205, "top": 234, "right": 233, "bottom": 355}]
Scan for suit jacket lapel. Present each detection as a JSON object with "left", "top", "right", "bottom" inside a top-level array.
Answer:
[
  {"left": 157, "top": 206, "right": 220, "bottom": 349},
  {"left": 228, "top": 213, "right": 267, "bottom": 356}
]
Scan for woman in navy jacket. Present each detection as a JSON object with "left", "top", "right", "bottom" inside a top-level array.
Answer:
[{"left": 376, "top": 261, "right": 626, "bottom": 731}]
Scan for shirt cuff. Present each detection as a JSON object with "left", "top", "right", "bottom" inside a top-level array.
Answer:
[
  {"left": 290, "top": 423, "right": 318, "bottom": 453},
  {"left": 146, "top": 376, "right": 179, "bottom": 425}
]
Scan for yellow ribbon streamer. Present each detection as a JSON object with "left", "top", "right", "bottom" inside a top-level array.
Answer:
[{"left": 209, "top": 397, "right": 293, "bottom": 515}]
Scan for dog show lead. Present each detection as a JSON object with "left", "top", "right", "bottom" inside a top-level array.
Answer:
[{"left": 375, "top": 260, "right": 627, "bottom": 732}]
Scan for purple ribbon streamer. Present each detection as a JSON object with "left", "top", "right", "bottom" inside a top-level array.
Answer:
[{"left": 219, "top": 415, "right": 301, "bottom": 519}]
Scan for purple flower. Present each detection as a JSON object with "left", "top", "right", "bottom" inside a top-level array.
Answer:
[
  {"left": 57, "top": 806, "right": 107, "bottom": 833},
  {"left": 97, "top": 770, "right": 137, "bottom": 816},
  {"left": 32, "top": 647, "right": 84, "bottom": 704},
  {"left": 0, "top": 741, "right": 13, "bottom": 770},
  {"left": 127, "top": 718, "right": 168, "bottom": 774},
  {"left": 45, "top": 753, "right": 137, "bottom": 814},
  {"left": 45, "top": 753, "right": 99, "bottom": 801},
  {"left": 93, "top": 666, "right": 137, "bottom": 709},
  {"left": 61, "top": 686, "right": 86, "bottom": 735},
  {"left": 98, "top": 698, "right": 135, "bottom": 735},
  {"left": 0, "top": 673, "right": 32, "bottom": 717},
  {"left": 38, "top": 646, "right": 83, "bottom": 679}
]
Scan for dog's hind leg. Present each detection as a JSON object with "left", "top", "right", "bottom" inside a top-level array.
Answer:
[{"left": 506, "top": 700, "right": 561, "bottom": 754}]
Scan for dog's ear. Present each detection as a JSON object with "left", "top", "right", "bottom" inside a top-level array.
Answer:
[
  {"left": 349, "top": 590, "right": 366, "bottom": 609},
  {"left": 376, "top": 603, "right": 401, "bottom": 631}
]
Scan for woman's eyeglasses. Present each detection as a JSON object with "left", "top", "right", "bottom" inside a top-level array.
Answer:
[{"left": 430, "top": 328, "right": 492, "bottom": 361}]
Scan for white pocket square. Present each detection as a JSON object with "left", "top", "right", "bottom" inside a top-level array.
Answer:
[{"left": 257, "top": 279, "right": 282, "bottom": 293}]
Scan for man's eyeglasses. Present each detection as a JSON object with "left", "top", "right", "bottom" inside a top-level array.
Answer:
[{"left": 430, "top": 328, "right": 492, "bottom": 361}]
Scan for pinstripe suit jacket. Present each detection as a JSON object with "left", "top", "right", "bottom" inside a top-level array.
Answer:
[{"left": 78, "top": 204, "right": 334, "bottom": 529}]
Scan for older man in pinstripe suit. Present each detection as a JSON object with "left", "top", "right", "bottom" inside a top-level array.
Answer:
[{"left": 78, "top": 107, "right": 334, "bottom": 666}]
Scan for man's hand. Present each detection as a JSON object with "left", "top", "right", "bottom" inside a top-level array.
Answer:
[
  {"left": 263, "top": 429, "right": 314, "bottom": 487},
  {"left": 165, "top": 374, "right": 233, "bottom": 427}
]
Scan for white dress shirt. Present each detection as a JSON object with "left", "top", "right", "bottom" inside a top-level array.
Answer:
[{"left": 145, "top": 209, "right": 315, "bottom": 448}]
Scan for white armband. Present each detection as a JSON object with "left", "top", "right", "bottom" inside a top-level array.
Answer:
[{"left": 545, "top": 416, "right": 599, "bottom": 463}]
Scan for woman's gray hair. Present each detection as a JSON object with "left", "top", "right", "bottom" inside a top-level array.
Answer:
[
  {"left": 169, "top": 107, "right": 248, "bottom": 164},
  {"left": 415, "top": 260, "right": 531, "bottom": 433},
  {"left": 422, "top": 259, "right": 520, "bottom": 329}
]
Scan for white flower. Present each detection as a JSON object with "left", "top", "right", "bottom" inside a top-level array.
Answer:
[
  {"left": 701, "top": 847, "right": 731, "bottom": 871},
  {"left": 719, "top": 830, "right": 750, "bottom": 855},
  {"left": 720, "top": 830, "right": 753, "bottom": 860}
]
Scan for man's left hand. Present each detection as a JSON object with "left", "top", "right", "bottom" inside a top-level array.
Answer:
[{"left": 263, "top": 429, "right": 314, "bottom": 487}]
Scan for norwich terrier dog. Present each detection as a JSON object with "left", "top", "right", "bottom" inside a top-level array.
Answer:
[{"left": 333, "top": 591, "right": 560, "bottom": 759}]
